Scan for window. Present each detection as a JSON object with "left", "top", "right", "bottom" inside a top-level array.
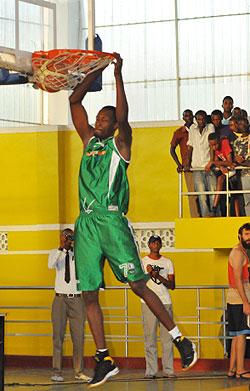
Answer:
[
  {"left": 0, "top": 0, "right": 56, "bottom": 127},
  {"left": 81, "top": 0, "right": 250, "bottom": 122}
]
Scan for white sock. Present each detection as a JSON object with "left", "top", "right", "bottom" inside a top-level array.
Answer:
[{"left": 169, "top": 326, "right": 182, "bottom": 340}]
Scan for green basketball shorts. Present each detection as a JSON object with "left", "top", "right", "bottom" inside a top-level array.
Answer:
[{"left": 74, "top": 210, "right": 146, "bottom": 291}]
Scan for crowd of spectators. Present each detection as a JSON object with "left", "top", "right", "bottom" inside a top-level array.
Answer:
[{"left": 170, "top": 96, "right": 250, "bottom": 217}]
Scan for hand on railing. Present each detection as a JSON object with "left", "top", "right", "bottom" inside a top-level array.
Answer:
[
  {"left": 235, "top": 155, "right": 245, "bottom": 164},
  {"left": 183, "top": 164, "right": 191, "bottom": 172},
  {"left": 205, "top": 161, "right": 213, "bottom": 172},
  {"left": 220, "top": 167, "right": 229, "bottom": 175},
  {"left": 177, "top": 164, "right": 184, "bottom": 173}
]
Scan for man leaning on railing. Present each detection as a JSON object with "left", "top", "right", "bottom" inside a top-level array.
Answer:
[
  {"left": 205, "top": 133, "right": 239, "bottom": 217},
  {"left": 233, "top": 117, "right": 250, "bottom": 216},
  {"left": 170, "top": 109, "right": 200, "bottom": 218},
  {"left": 184, "top": 110, "right": 216, "bottom": 217}
]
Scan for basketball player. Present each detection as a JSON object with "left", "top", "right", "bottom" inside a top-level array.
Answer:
[{"left": 69, "top": 53, "right": 197, "bottom": 388}]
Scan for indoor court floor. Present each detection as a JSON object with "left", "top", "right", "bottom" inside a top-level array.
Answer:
[{"left": 4, "top": 368, "right": 250, "bottom": 391}]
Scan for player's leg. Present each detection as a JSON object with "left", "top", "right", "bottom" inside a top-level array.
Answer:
[
  {"left": 132, "top": 280, "right": 175, "bottom": 329},
  {"left": 84, "top": 289, "right": 119, "bottom": 388},
  {"left": 83, "top": 287, "right": 119, "bottom": 388},
  {"left": 83, "top": 290, "right": 106, "bottom": 349},
  {"left": 102, "top": 214, "right": 197, "bottom": 371},
  {"left": 129, "top": 279, "right": 197, "bottom": 370},
  {"left": 74, "top": 214, "right": 106, "bottom": 348},
  {"left": 159, "top": 305, "right": 174, "bottom": 377},
  {"left": 74, "top": 213, "right": 119, "bottom": 388}
]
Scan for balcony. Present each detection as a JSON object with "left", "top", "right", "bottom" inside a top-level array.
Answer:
[
  {"left": 176, "top": 167, "right": 250, "bottom": 249},
  {"left": 175, "top": 216, "right": 250, "bottom": 249}
]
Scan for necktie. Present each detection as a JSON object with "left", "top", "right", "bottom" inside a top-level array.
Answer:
[{"left": 64, "top": 250, "right": 70, "bottom": 283}]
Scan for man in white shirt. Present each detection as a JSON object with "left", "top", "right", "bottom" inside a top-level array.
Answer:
[
  {"left": 141, "top": 235, "right": 175, "bottom": 379},
  {"left": 185, "top": 110, "right": 216, "bottom": 217},
  {"left": 48, "top": 228, "right": 90, "bottom": 383}
]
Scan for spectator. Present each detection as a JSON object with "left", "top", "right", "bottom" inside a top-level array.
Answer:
[
  {"left": 185, "top": 110, "right": 216, "bottom": 217},
  {"left": 222, "top": 96, "right": 234, "bottom": 125},
  {"left": 141, "top": 235, "right": 175, "bottom": 379},
  {"left": 234, "top": 118, "right": 250, "bottom": 215},
  {"left": 241, "top": 109, "right": 248, "bottom": 119},
  {"left": 48, "top": 228, "right": 90, "bottom": 383},
  {"left": 206, "top": 133, "right": 239, "bottom": 217},
  {"left": 211, "top": 109, "right": 236, "bottom": 144},
  {"left": 210, "top": 110, "right": 233, "bottom": 216},
  {"left": 170, "top": 109, "right": 200, "bottom": 217},
  {"left": 228, "top": 117, "right": 246, "bottom": 216},
  {"left": 232, "top": 107, "right": 242, "bottom": 120},
  {"left": 229, "top": 117, "right": 240, "bottom": 137},
  {"left": 238, "top": 117, "right": 250, "bottom": 133},
  {"left": 227, "top": 223, "right": 250, "bottom": 379},
  {"left": 211, "top": 111, "right": 240, "bottom": 216}
]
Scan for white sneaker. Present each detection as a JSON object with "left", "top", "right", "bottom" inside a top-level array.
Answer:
[
  {"left": 75, "top": 372, "right": 91, "bottom": 382},
  {"left": 51, "top": 374, "right": 64, "bottom": 382}
]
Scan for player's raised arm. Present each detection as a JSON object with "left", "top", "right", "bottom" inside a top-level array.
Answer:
[
  {"left": 113, "top": 54, "right": 132, "bottom": 162},
  {"left": 69, "top": 67, "right": 106, "bottom": 147}
]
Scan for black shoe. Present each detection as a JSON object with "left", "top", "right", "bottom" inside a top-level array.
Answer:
[
  {"left": 88, "top": 356, "right": 119, "bottom": 388},
  {"left": 173, "top": 336, "right": 197, "bottom": 370}
]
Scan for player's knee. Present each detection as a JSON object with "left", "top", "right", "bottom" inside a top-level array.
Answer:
[
  {"left": 82, "top": 291, "right": 99, "bottom": 306},
  {"left": 129, "top": 279, "right": 147, "bottom": 298}
]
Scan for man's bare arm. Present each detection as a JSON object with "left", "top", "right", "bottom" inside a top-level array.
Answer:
[
  {"left": 170, "top": 145, "right": 183, "bottom": 172},
  {"left": 235, "top": 156, "right": 250, "bottom": 167},
  {"left": 113, "top": 54, "right": 132, "bottom": 161},
  {"left": 69, "top": 67, "right": 106, "bottom": 146}
]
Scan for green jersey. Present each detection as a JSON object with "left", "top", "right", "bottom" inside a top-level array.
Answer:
[{"left": 79, "top": 136, "right": 130, "bottom": 214}]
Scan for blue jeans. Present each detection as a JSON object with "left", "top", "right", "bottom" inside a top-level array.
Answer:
[
  {"left": 241, "top": 176, "right": 250, "bottom": 216},
  {"left": 193, "top": 171, "right": 217, "bottom": 217}
]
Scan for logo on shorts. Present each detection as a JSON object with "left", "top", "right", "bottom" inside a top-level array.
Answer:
[{"left": 119, "top": 262, "right": 136, "bottom": 278}]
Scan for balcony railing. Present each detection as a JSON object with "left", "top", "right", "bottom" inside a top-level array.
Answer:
[{"left": 178, "top": 166, "right": 250, "bottom": 218}]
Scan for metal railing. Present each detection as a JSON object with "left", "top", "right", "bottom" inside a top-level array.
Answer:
[
  {"left": 178, "top": 166, "right": 250, "bottom": 218},
  {"left": 0, "top": 285, "right": 230, "bottom": 358}
]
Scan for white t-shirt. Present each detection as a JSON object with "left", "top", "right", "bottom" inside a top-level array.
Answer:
[
  {"left": 222, "top": 116, "right": 231, "bottom": 125},
  {"left": 141, "top": 255, "right": 174, "bottom": 305},
  {"left": 187, "top": 123, "right": 214, "bottom": 168}
]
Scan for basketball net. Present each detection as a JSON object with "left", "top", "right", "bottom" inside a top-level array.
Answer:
[{"left": 31, "top": 49, "right": 115, "bottom": 92}]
